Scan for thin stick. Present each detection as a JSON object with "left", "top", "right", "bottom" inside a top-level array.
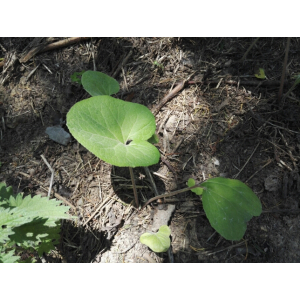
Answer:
[
  {"left": 18, "top": 171, "right": 76, "bottom": 210},
  {"left": 141, "top": 183, "right": 203, "bottom": 210},
  {"left": 233, "top": 143, "right": 260, "bottom": 179},
  {"left": 129, "top": 167, "right": 139, "bottom": 208},
  {"left": 240, "top": 37, "right": 260, "bottom": 62},
  {"left": 19, "top": 37, "right": 54, "bottom": 63},
  {"left": 19, "top": 37, "right": 91, "bottom": 63},
  {"left": 40, "top": 155, "right": 54, "bottom": 198},
  {"left": 144, "top": 167, "right": 159, "bottom": 196},
  {"left": 112, "top": 49, "right": 133, "bottom": 78},
  {"left": 152, "top": 80, "right": 186, "bottom": 116},
  {"left": 83, "top": 190, "right": 114, "bottom": 226},
  {"left": 24, "top": 63, "right": 41, "bottom": 83},
  {"left": 245, "top": 159, "right": 273, "bottom": 183},
  {"left": 40, "top": 37, "right": 91, "bottom": 53},
  {"left": 278, "top": 37, "right": 291, "bottom": 104}
]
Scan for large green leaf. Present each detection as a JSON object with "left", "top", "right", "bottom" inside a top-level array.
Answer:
[
  {"left": 200, "top": 177, "right": 262, "bottom": 241},
  {"left": 2, "top": 194, "right": 72, "bottom": 227},
  {"left": 0, "top": 194, "right": 72, "bottom": 243},
  {"left": 82, "top": 71, "right": 120, "bottom": 96},
  {"left": 67, "top": 96, "right": 160, "bottom": 167},
  {"left": 140, "top": 225, "right": 171, "bottom": 253},
  {"left": 9, "top": 218, "right": 62, "bottom": 256}
]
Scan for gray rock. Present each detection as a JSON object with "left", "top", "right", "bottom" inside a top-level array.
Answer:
[{"left": 45, "top": 125, "right": 71, "bottom": 146}]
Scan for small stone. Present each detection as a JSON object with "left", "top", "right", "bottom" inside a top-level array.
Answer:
[
  {"left": 77, "top": 198, "right": 84, "bottom": 206},
  {"left": 212, "top": 157, "right": 220, "bottom": 166},
  {"left": 45, "top": 125, "right": 71, "bottom": 146}
]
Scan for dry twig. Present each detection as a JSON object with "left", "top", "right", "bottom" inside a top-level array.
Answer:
[
  {"left": 112, "top": 49, "right": 133, "bottom": 78},
  {"left": 233, "top": 143, "right": 260, "bottom": 179},
  {"left": 83, "top": 190, "right": 115, "bottom": 226},
  {"left": 40, "top": 155, "right": 54, "bottom": 198},
  {"left": 278, "top": 37, "right": 291, "bottom": 104},
  {"left": 20, "top": 37, "right": 91, "bottom": 63},
  {"left": 240, "top": 37, "right": 260, "bottom": 62},
  {"left": 152, "top": 80, "right": 186, "bottom": 116},
  {"left": 18, "top": 171, "right": 76, "bottom": 210}
]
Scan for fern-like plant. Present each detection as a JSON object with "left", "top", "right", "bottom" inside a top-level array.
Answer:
[{"left": 0, "top": 182, "right": 74, "bottom": 263}]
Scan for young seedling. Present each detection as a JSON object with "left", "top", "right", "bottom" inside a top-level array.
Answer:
[
  {"left": 140, "top": 225, "right": 171, "bottom": 253},
  {"left": 70, "top": 71, "right": 85, "bottom": 85},
  {"left": 140, "top": 177, "right": 262, "bottom": 255},
  {"left": 67, "top": 71, "right": 160, "bottom": 207}
]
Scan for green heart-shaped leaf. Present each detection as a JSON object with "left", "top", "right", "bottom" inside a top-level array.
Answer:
[
  {"left": 81, "top": 71, "right": 120, "bottom": 96},
  {"left": 140, "top": 225, "right": 171, "bottom": 253},
  {"left": 187, "top": 178, "right": 203, "bottom": 195},
  {"left": 67, "top": 96, "right": 160, "bottom": 167},
  {"left": 200, "top": 177, "right": 262, "bottom": 240}
]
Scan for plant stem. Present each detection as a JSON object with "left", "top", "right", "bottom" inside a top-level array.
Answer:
[
  {"left": 141, "top": 183, "right": 204, "bottom": 210},
  {"left": 240, "top": 37, "right": 260, "bottom": 62},
  {"left": 278, "top": 37, "right": 291, "bottom": 105},
  {"left": 129, "top": 167, "right": 139, "bottom": 208}
]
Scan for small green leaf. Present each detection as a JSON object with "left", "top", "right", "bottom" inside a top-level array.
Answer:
[
  {"left": 81, "top": 71, "right": 120, "bottom": 96},
  {"left": 67, "top": 96, "right": 160, "bottom": 167},
  {"left": 153, "top": 61, "right": 164, "bottom": 69},
  {"left": 140, "top": 225, "right": 171, "bottom": 253},
  {"left": 70, "top": 71, "right": 85, "bottom": 84},
  {"left": 200, "top": 177, "right": 262, "bottom": 240},
  {"left": 187, "top": 178, "right": 203, "bottom": 195},
  {"left": 254, "top": 67, "right": 266, "bottom": 79}
]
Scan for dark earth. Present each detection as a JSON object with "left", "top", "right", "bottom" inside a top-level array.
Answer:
[{"left": 1, "top": 37, "right": 300, "bottom": 263}]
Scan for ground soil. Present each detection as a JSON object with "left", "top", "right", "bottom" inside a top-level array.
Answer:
[{"left": 1, "top": 37, "right": 300, "bottom": 263}]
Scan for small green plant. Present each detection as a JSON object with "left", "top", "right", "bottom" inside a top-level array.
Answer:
[
  {"left": 0, "top": 182, "right": 74, "bottom": 263},
  {"left": 187, "top": 177, "right": 262, "bottom": 241},
  {"left": 67, "top": 71, "right": 160, "bottom": 207},
  {"left": 153, "top": 60, "right": 164, "bottom": 70},
  {"left": 66, "top": 71, "right": 262, "bottom": 254},
  {"left": 140, "top": 225, "right": 171, "bottom": 253},
  {"left": 70, "top": 71, "right": 85, "bottom": 85},
  {"left": 254, "top": 67, "right": 266, "bottom": 79},
  {"left": 67, "top": 71, "right": 160, "bottom": 168}
]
